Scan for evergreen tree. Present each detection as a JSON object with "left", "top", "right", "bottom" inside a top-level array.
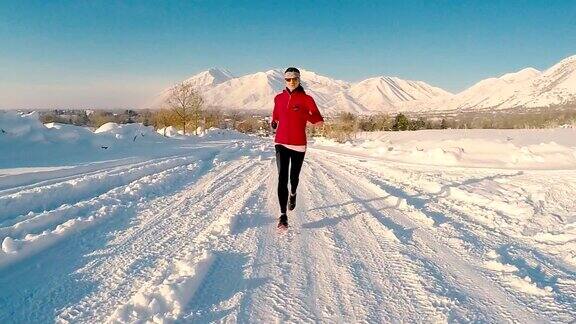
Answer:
[
  {"left": 440, "top": 118, "right": 448, "bottom": 129},
  {"left": 393, "top": 113, "right": 410, "bottom": 131}
]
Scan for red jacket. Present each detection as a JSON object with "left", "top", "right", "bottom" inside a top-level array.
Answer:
[{"left": 272, "top": 87, "right": 324, "bottom": 145}]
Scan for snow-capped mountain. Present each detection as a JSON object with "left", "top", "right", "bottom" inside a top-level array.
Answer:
[
  {"left": 349, "top": 76, "right": 452, "bottom": 111},
  {"left": 182, "top": 67, "right": 235, "bottom": 89},
  {"left": 154, "top": 68, "right": 235, "bottom": 106},
  {"left": 461, "top": 55, "right": 576, "bottom": 110},
  {"left": 524, "top": 55, "right": 576, "bottom": 108},
  {"left": 459, "top": 67, "right": 542, "bottom": 110},
  {"left": 203, "top": 70, "right": 283, "bottom": 110},
  {"left": 152, "top": 68, "right": 451, "bottom": 115},
  {"left": 403, "top": 55, "right": 576, "bottom": 112},
  {"left": 152, "top": 54, "right": 576, "bottom": 114},
  {"left": 400, "top": 67, "right": 542, "bottom": 112}
]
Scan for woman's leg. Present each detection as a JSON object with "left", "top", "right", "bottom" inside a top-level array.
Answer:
[
  {"left": 275, "top": 145, "right": 290, "bottom": 214},
  {"left": 289, "top": 150, "right": 306, "bottom": 195}
]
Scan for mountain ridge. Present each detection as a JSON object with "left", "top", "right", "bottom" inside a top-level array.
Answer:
[
  {"left": 152, "top": 54, "right": 576, "bottom": 114},
  {"left": 152, "top": 68, "right": 452, "bottom": 114}
]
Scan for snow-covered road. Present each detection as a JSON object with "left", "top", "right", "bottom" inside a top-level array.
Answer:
[{"left": 1, "top": 136, "right": 575, "bottom": 323}]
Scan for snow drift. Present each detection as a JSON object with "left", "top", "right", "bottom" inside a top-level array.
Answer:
[{"left": 313, "top": 128, "right": 576, "bottom": 170}]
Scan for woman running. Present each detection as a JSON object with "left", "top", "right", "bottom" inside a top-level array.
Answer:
[{"left": 271, "top": 67, "right": 324, "bottom": 228}]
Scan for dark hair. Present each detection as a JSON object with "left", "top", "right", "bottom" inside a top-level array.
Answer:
[{"left": 285, "top": 67, "right": 300, "bottom": 74}]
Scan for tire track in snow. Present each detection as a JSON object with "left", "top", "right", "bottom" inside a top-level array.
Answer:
[
  {"left": 314, "top": 149, "right": 576, "bottom": 321},
  {"left": 4, "top": 135, "right": 573, "bottom": 322},
  {"left": 305, "top": 156, "right": 457, "bottom": 322},
  {"left": 197, "top": 153, "right": 445, "bottom": 322},
  {"left": 310, "top": 151, "right": 546, "bottom": 322},
  {"left": 185, "top": 158, "right": 368, "bottom": 323},
  {"left": 0, "top": 154, "right": 222, "bottom": 268},
  {"left": 181, "top": 161, "right": 277, "bottom": 322},
  {"left": 183, "top": 148, "right": 495, "bottom": 322},
  {"left": 0, "top": 157, "right": 211, "bottom": 239},
  {"left": 226, "top": 161, "right": 326, "bottom": 323},
  {"left": 56, "top": 157, "right": 270, "bottom": 323},
  {"left": 0, "top": 151, "right": 218, "bottom": 225},
  {"left": 0, "top": 154, "right": 184, "bottom": 196},
  {"left": 0, "top": 140, "right": 268, "bottom": 266}
]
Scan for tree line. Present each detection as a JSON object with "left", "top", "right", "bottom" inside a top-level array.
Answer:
[
  {"left": 38, "top": 82, "right": 576, "bottom": 142},
  {"left": 315, "top": 108, "right": 576, "bottom": 142}
]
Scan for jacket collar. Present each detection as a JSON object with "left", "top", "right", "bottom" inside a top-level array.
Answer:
[{"left": 284, "top": 85, "right": 305, "bottom": 95}]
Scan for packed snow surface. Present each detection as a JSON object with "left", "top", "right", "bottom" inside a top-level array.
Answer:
[{"left": 1, "top": 111, "right": 575, "bottom": 322}]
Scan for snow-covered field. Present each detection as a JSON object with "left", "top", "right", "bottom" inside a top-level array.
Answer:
[{"left": 1, "top": 111, "right": 575, "bottom": 323}]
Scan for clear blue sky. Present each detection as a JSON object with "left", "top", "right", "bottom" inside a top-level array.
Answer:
[{"left": 1, "top": 0, "right": 575, "bottom": 109}]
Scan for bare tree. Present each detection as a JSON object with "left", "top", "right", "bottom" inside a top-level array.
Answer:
[
  {"left": 203, "top": 108, "right": 225, "bottom": 129},
  {"left": 153, "top": 109, "right": 177, "bottom": 136},
  {"left": 165, "top": 82, "right": 204, "bottom": 134},
  {"left": 228, "top": 110, "right": 243, "bottom": 129}
]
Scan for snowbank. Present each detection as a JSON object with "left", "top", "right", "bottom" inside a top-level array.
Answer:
[
  {"left": 108, "top": 252, "right": 214, "bottom": 323},
  {"left": 199, "top": 127, "right": 252, "bottom": 140},
  {"left": 0, "top": 111, "right": 248, "bottom": 169},
  {"left": 0, "top": 111, "right": 47, "bottom": 140},
  {"left": 157, "top": 126, "right": 184, "bottom": 138},
  {"left": 95, "top": 122, "right": 160, "bottom": 140},
  {"left": 313, "top": 129, "right": 576, "bottom": 170}
]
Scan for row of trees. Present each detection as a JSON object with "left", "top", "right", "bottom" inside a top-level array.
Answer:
[
  {"left": 40, "top": 83, "right": 212, "bottom": 134},
  {"left": 317, "top": 113, "right": 451, "bottom": 142},
  {"left": 40, "top": 109, "right": 144, "bottom": 128},
  {"left": 439, "top": 108, "right": 576, "bottom": 129},
  {"left": 39, "top": 82, "right": 576, "bottom": 142},
  {"left": 317, "top": 109, "right": 576, "bottom": 142},
  {"left": 154, "top": 82, "right": 272, "bottom": 135}
]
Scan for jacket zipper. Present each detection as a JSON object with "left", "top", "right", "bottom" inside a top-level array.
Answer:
[{"left": 286, "top": 92, "right": 292, "bottom": 111}]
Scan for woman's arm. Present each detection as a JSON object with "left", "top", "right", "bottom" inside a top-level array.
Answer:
[
  {"left": 306, "top": 96, "right": 324, "bottom": 124},
  {"left": 271, "top": 96, "right": 280, "bottom": 129}
]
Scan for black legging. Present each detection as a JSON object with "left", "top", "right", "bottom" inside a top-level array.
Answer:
[{"left": 275, "top": 144, "right": 305, "bottom": 214}]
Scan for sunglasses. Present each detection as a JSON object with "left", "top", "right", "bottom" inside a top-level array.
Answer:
[{"left": 285, "top": 78, "right": 299, "bottom": 82}]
